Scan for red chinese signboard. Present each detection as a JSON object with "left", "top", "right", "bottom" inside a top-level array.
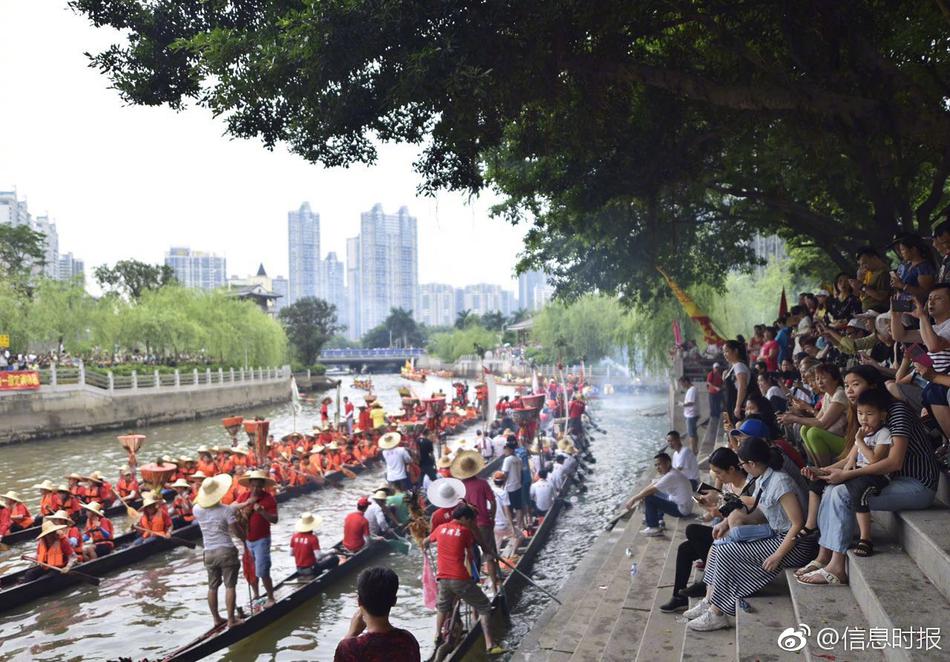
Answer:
[{"left": 0, "top": 371, "right": 41, "bottom": 391}]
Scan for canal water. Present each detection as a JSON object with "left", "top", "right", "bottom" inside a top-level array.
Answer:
[{"left": 0, "top": 375, "right": 668, "bottom": 661}]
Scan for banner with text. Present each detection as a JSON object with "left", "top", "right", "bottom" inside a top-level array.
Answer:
[{"left": 0, "top": 370, "right": 41, "bottom": 391}]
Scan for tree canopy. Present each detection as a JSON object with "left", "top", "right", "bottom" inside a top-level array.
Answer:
[
  {"left": 278, "top": 296, "right": 342, "bottom": 365},
  {"left": 94, "top": 259, "right": 177, "bottom": 300},
  {"left": 71, "top": 0, "right": 950, "bottom": 299},
  {"left": 0, "top": 224, "right": 46, "bottom": 292},
  {"left": 362, "top": 308, "right": 425, "bottom": 348}
]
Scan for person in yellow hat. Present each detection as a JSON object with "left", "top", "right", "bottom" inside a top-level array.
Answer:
[
  {"left": 24, "top": 520, "right": 75, "bottom": 582},
  {"left": 193, "top": 473, "right": 242, "bottom": 628},
  {"left": 236, "top": 469, "right": 279, "bottom": 607}
]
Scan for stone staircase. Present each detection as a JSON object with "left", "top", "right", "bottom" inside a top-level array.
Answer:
[{"left": 515, "top": 423, "right": 950, "bottom": 662}]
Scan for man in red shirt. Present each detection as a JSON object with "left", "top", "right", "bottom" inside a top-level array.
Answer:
[
  {"left": 290, "top": 512, "right": 339, "bottom": 576},
  {"left": 334, "top": 567, "right": 420, "bottom": 662},
  {"left": 424, "top": 505, "right": 505, "bottom": 655},
  {"left": 343, "top": 396, "right": 355, "bottom": 435},
  {"left": 236, "top": 470, "right": 279, "bottom": 607},
  {"left": 706, "top": 362, "right": 724, "bottom": 422},
  {"left": 342, "top": 498, "right": 372, "bottom": 553},
  {"left": 567, "top": 394, "right": 586, "bottom": 437}
]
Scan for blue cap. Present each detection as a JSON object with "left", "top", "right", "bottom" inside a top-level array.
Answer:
[{"left": 730, "top": 419, "right": 769, "bottom": 439}]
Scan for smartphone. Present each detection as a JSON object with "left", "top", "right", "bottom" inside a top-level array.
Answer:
[{"left": 697, "top": 482, "right": 722, "bottom": 494}]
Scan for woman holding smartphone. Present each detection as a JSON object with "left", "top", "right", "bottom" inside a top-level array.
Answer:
[{"left": 777, "top": 363, "right": 849, "bottom": 466}]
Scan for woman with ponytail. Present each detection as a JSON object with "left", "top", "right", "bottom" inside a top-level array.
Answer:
[{"left": 683, "top": 438, "right": 814, "bottom": 632}]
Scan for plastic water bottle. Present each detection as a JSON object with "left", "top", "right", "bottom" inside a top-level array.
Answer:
[{"left": 629, "top": 561, "right": 638, "bottom": 578}]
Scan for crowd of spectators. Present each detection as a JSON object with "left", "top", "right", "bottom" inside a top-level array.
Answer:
[{"left": 664, "top": 229, "right": 948, "bottom": 632}]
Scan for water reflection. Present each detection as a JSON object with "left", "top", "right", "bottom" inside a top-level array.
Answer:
[{"left": 0, "top": 376, "right": 667, "bottom": 661}]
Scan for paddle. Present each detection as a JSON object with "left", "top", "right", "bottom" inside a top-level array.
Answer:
[
  {"left": 604, "top": 502, "right": 639, "bottom": 532},
  {"left": 20, "top": 555, "right": 101, "bottom": 586},
  {"left": 114, "top": 493, "right": 141, "bottom": 519},
  {"left": 133, "top": 525, "right": 197, "bottom": 549},
  {"left": 340, "top": 467, "right": 358, "bottom": 480},
  {"left": 496, "top": 556, "right": 562, "bottom": 605}
]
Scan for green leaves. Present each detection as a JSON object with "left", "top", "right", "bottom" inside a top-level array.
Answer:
[{"left": 278, "top": 296, "right": 342, "bottom": 364}]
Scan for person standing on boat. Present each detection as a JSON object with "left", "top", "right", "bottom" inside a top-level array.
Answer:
[
  {"left": 449, "top": 451, "right": 500, "bottom": 593},
  {"left": 380, "top": 432, "right": 412, "bottom": 492},
  {"left": 417, "top": 431, "right": 437, "bottom": 483},
  {"left": 333, "top": 567, "right": 421, "bottom": 662},
  {"left": 343, "top": 396, "right": 355, "bottom": 435},
  {"left": 424, "top": 505, "right": 507, "bottom": 656},
  {"left": 501, "top": 440, "right": 526, "bottom": 534},
  {"left": 567, "top": 393, "right": 586, "bottom": 438},
  {"left": 193, "top": 473, "right": 243, "bottom": 629},
  {"left": 236, "top": 469, "right": 279, "bottom": 608},
  {"left": 366, "top": 490, "right": 394, "bottom": 539}
]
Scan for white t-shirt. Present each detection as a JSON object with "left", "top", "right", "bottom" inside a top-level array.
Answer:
[
  {"left": 530, "top": 479, "right": 556, "bottom": 512},
  {"left": 683, "top": 385, "right": 698, "bottom": 418},
  {"left": 382, "top": 447, "right": 412, "bottom": 482},
  {"left": 672, "top": 447, "right": 700, "bottom": 482},
  {"left": 653, "top": 469, "right": 695, "bottom": 516},
  {"left": 766, "top": 385, "right": 786, "bottom": 402},
  {"left": 491, "top": 436, "right": 507, "bottom": 457},
  {"left": 476, "top": 435, "right": 494, "bottom": 459},
  {"left": 366, "top": 501, "right": 390, "bottom": 535},
  {"left": 193, "top": 503, "right": 237, "bottom": 552},
  {"left": 551, "top": 463, "right": 565, "bottom": 491},
  {"left": 502, "top": 454, "right": 523, "bottom": 491},
  {"left": 491, "top": 485, "right": 511, "bottom": 530},
  {"left": 858, "top": 426, "right": 893, "bottom": 467}
]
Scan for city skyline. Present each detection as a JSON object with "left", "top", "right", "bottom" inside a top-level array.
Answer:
[{"left": 0, "top": 2, "right": 529, "bottom": 293}]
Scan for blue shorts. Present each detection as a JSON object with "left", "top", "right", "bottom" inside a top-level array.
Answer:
[
  {"left": 507, "top": 488, "right": 524, "bottom": 511},
  {"left": 247, "top": 537, "right": 272, "bottom": 579},
  {"left": 685, "top": 416, "right": 699, "bottom": 438}
]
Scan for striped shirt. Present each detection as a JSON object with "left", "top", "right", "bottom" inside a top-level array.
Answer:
[
  {"left": 887, "top": 401, "right": 939, "bottom": 491},
  {"left": 927, "top": 318, "right": 950, "bottom": 374}
]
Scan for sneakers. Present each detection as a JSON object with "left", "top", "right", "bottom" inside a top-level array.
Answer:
[
  {"left": 640, "top": 526, "right": 663, "bottom": 537},
  {"left": 686, "top": 608, "right": 731, "bottom": 631},
  {"left": 678, "top": 582, "right": 707, "bottom": 598},
  {"left": 682, "top": 597, "right": 711, "bottom": 620},
  {"left": 659, "top": 595, "right": 688, "bottom": 613}
]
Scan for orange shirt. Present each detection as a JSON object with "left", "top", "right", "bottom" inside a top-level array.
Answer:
[{"left": 59, "top": 494, "right": 82, "bottom": 517}]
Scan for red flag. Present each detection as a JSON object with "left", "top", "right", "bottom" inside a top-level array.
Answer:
[
  {"left": 672, "top": 319, "right": 684, "bottom": 346},
  {"left": 779, "top": 287, "right": 789, "bottom": 318}
]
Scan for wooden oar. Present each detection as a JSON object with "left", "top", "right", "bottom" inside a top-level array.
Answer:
[
  {"left": 20, "top": 555, "right": 101, "bottom": 586},
  {"left": 340, "top": 466, "right": 358, "bottom": 480},
  {"left": 133, "top": 526, "right": 197, "bottom": 550},
  {"left": 496, "top": 556, "right": 562, "bottom": 605},
  {"left": 604, "top": 502, "right": 639, "bottom": 532},
  {"left": 114, "top": 493, "right": 141, "bottom": 519}
]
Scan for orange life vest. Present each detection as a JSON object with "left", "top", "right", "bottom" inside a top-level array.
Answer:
[
  {"left": 197, "top": 459, "right": 218, "bottom": 476},
  {"left": 63, "top": 525, "right": 85, "bottom": 561},
  {"left": 40, "top": 493, "right": 61, "bottom": 517},
  {"left": 138, "top": 509, "right": 171, "bottom": 538},
  {"left": 11, "top": 502, "right": 34, "bottom": 529},
  {"left": 217, "top": 457, "right": 235, "bottom": 475},
  {"left": 173, "top": 495, "right": 194, "bottom": 522},
  {"left": 36, "top": 536, "right": 71, "bottom": 568},
  {"left": 117, "top": 477, "right": 139, "bottom": 498},
  {"left": 84, "top": 517, "right": 114, "bottom": 547}
]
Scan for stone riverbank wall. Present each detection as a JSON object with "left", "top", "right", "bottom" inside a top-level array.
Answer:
[{"left": 0, "top": 365, "right": 296, "bottom": 444}]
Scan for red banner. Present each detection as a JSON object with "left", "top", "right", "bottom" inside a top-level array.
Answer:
[{"left": 0, "top": 370, "right": 41, "bottom": 391}]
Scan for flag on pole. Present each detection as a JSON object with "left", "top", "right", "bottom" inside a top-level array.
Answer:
[
  {"left": 672, "top": 319, "right": 683, "bottom": 346},
  {"left": 291, "top": 376, "right": 302, "bottom": 415},
  {"left": 779, "top": 287, "right": 789, "bottom": 318},
  {"left": 656, "top": 267, "right": 728, "bottom": 346},
  {"left": 531, "top": 370, "right": 540, "bottom": 395}
]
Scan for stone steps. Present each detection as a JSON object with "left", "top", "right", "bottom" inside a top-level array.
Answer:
[
  {"left": 734, "top": 582, "right": 798, "bottom": 662},
  {"left": 631, "top": 520, "right": 688, "bottom": 661}
]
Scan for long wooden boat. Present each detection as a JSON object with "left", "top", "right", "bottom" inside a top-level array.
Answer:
[
  {"left": 0, "top": 461, "right": 378, "bottom": 615},
  {"left": 159, "top": 535, "right": 398, "bottom": 662},
  {"left": 1, "top": 496, "right": 144, "bottom": 546},
  {"left": 439, "top": 456, "right": 580, "bottom": 661},
  {"left": 401, "top": 370, "right": 428, "bottom": 383}
]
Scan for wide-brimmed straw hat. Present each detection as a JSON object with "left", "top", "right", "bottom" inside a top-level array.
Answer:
[
  {"left": 311, "top": 445, "right": 325, "bottom": 454},
  {"left": 65, "top": 473, "right": 83, "bottom": 481},
  {"left": 195, "top": 474, "right": 233, "bottom": 508},
  {"left": 56, "top": 483, "right": 71, "bottom": 493},
  {"left": 86, "top": 471, "right": 105, "bottom": 483},
  {"left": 450, "top": 451, "right": 485, "bottom": 480},
  {"left": 447, "top": 438, "right": 474, "bottom": 453},
  {"left": 36, "top": 519, "right": 67, "bottom": 539},
  {"left": 238, "top": 469, "right": 276, "bottom": 488},
  {"left": 48, "top": 509, "right": 73, "bottom": 524},
  {"left": 295, "top": 512, "right": 323, "bottom": 533},
  {"left": 2, "top": 490, "right": 23, "bottom": 503},
  {"left": 327, "top": 441, "right": 340, "bottom": 451},
  {"left": 190, "top": 470, "right": 208, "bottom": 480},
  {"left": 178, "top": 457, "right": 194, "bottom": 466},
  {"left": 82, "top": 501, "right": 106, "bottom": 517},
  {"left": 33, "top": 480, "right": 56, "bottom": 492},
  {"left": 197, "top": 446, "right": 212, "bottom": 455},
  {"left": 426, "top": 477, "right": 466, "bottom": 509},
  {"left": 120, "top": 465, "right": 134, "bottom": 475},
  {"left": 372, "top": 489, "right": 390, "bottom": 501},
  {"left": 436, "top": 455, "right": 453, "bottom": 469},
  {"left": 169, "top": 478, "right": 191, "bottom": 489},
  {"left": 231, "top": 446, "right": 248, "bottom": 455},
  {"left": 378, "top": 432, "right": 402, "bottom": 450},
  {"left": 142, "top": 494, "right": 163, "bottom": 509}
]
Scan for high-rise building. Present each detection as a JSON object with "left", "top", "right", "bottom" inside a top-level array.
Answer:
[
  {"left": 518, "top": 270, "right": 551, "bottom": 311},
  {"left": 419, "top": 283, "right": 458, "bottom": 328},
  {"left": 353, "top": 204, "right": 418, "bottom": 338},
  {"left": 345, "top": 236, "right": 362, "bottom": 340},
  {"left": 461, "top": 283, "right": 510, "bottom": 316},
  {"left": 0, "top": 189, "right": 31, "bottom": 228},
  {"left": 57, "top": 253, "right": 85, "bottom": 284},
  {"left": 288, "top": 202, "right": 321, "bottom": 306},
  {"left": 32, "top": 214, "right": 59, "bottom": 279},
  {"left": 322, "top": 251, "right": 347, "bottom": 330},
  {"left": 164, "top": 247, "right": 226, "bottom": 290},
  {"left": 272, "top": 275, "right": 288, "bottom": 314}
]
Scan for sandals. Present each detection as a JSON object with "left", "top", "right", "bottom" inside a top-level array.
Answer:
[
  {"left": 852, "top": 539, "right": 874, "bottom": 557},
  {"left": 796, "top": 568, "right": 848, "bottom": 586},
  {"left": 796, "top": 526, "right": 819, "bottom": 540},
  {"left": 793, "top": 560, "right": 825, "bottom": 578}
]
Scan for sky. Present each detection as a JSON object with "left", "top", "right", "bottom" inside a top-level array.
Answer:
[{"left": 0, "top": 1, "right": 529, "bottom": 291}]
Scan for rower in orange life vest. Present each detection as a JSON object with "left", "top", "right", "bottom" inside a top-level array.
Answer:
[
  {"left": 357, "top": 405, "right": 372, "bottom": 435},
  {"left": 170, "top": 479, "right": 195, "bottom": 522},
  {"left": 196, "top": 447, "right": 218, "bottom": 477},
  {"left": 216, "top": 447, "right": 235, "bottom": 475},
  {"left": 231, "top": 447, "right": 249, "bottom": 472},
  {"left": 47, "top": 509, "right": 85, "bottom": 562},
  {"left": 134, "top": 494, "right": 173, "bottom": 545},
  {"left": 80, "top": 501, "right": 114, "bottom": 559},
  {"left": 287, "top": 454, "right": 308, "bottom": 486},
  {"left": 56, "top": 484, "right": 82, "bottom": 518},
  {"left": 1, "top": 491, "right": 34, "bottom": 533},
  {"left": 290, "top": 512, "right": 339, "bottom": 575},
  {"left": 324, "top": 442, "right": 344, "bottom": 473},
  {"left": 178, "top": 457, "right": 197, "bottom": 479},
  {"left": 34, "top": 480, "right": 61, "bottom": 517},
  {"left": 65, "top": 473, "right": 86, "bottom": 502},
  {"left": 84, "top": 471, "right": 117, "bottom": 506},
  {"left": 24, "top": 520, "right": 76, "bottom": 582},
  {"left": 116, "top": 466, "right": 140, "bottom": 501}
]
